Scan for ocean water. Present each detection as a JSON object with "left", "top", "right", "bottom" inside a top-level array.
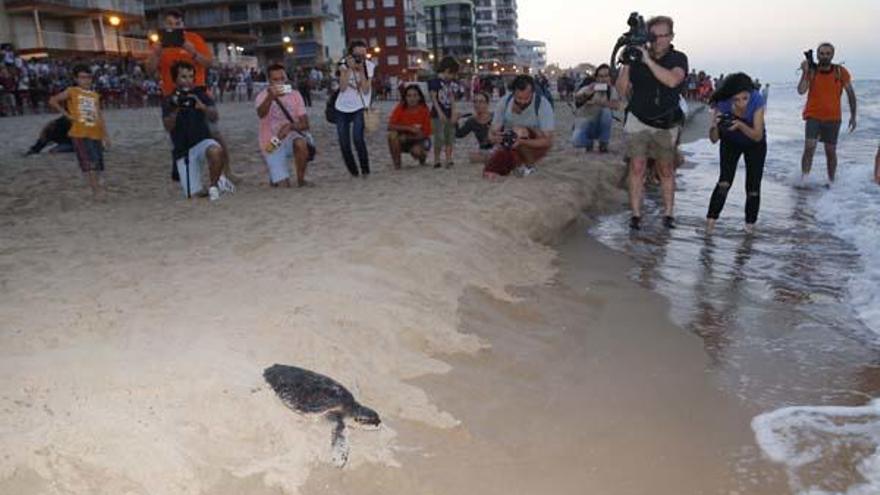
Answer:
[{"left": 589, "top": 80, "right": 880, "bottom": 494}]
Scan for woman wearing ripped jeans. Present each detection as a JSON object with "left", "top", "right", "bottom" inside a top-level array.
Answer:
[{"left": 706, "top": 73, "right": 767, "bottom": 234}]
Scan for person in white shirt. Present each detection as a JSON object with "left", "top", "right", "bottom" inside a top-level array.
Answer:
[{"left": 333, "top": 40, "right": 375, "bottom": 177}]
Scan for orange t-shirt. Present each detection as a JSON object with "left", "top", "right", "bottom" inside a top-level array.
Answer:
[
  {"left": 389, "top": 104, "right": 432, "bottom": 136},
  {"left": 159, "top": 31, "right": 213, "bottom": 96},
  {"left": 803, "top": 66, "right": 851, "bottom": 121},
  {"left": 66, "top": 87, "right": 104, "bottom": 140}
]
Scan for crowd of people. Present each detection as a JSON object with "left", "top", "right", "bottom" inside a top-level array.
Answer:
[{"left": 12, "top": 9, "right": 874, "bottom": 230}]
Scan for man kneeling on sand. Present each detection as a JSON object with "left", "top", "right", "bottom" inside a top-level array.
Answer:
[
  {"left": 162, "top": 61, "right": 225, "bottom": 200},
  {"left": 255, "top": 63, "right": 315, "bottom": 187},
  {"left": 484, "top": 75, "right": 554, "bottom": 179}
]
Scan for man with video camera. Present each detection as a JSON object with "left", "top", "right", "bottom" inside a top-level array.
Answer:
[
  {"left": 162, "top": 61, "right": 225, "bottom": 201},
  {"left": 615, "top": 14, "right": 688, "bottom": 230},
  {"left": 797, "top": 42, "right": 857, "bottom": 184}
]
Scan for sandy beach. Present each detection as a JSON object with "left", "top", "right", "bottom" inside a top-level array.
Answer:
[{"left": 0, "top": 97, "right": 790, "bottom": 494}]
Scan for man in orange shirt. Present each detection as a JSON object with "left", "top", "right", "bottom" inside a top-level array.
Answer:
[
  {"left": 146, "top": 9, "right": 213, "bottom": 96},
  {"left": 798, "top": 42, "right": 857, "bottom": 183}
]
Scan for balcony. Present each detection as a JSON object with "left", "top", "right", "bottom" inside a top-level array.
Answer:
[
  {"left": 14, "top": 29, "right": 151, "bottom": 54},
  {"left": 6, "top": 0, "right": 144, "bottom": 16}
]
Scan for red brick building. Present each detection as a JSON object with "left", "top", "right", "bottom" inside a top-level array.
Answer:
[{"left": 341, "top": 0, "right": 428, "bottom": 79}]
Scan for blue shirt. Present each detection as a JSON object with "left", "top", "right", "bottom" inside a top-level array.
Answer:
[{"left": 717, "top": 90, "right": 765, "bottom": 145}]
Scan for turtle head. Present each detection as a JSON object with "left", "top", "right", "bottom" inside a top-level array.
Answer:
[{"left": 350, "top": 404, "right": 381, "bottom": 426}]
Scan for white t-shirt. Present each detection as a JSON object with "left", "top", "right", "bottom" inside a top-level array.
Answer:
[{"left": 335, "top": 60, "right": 376, "bottom": 113}]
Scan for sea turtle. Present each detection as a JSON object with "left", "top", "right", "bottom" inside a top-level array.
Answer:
[{"left": 263, "top": 363, "right": 381, "bottom": 467}]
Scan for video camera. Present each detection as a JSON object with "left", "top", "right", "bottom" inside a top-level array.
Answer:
[
  {"left": 803, "top": 49, "right": 818, "bottom": 71},
  {"left": 170, "top": 88, "right": 198, "bottom": 109},
  {"left": 610, "top": 12, "right": 655, "bottom": 67}
]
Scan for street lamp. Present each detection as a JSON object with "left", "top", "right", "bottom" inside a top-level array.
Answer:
[
  {"left": 428, "top": 53, "right": 435, "bottom": 61},
  {"left": 283, "top": 35, "right": 291, "bottom": 43},
  {"left": 148, "top": 32, "right": 159, "bottom": 43},
  {"left": 286, "top": 46, "right": 294, "bottom": 54},
  {"left": 373, "top": 46, "right": 381, "bottom": 54},
  {"left": 108, "top": 15, "right": 122, "bottom": 53}
]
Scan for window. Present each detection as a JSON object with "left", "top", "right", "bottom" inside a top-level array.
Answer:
[
  {"left": 387, "top": 55, "right": 399, "bottom": 65},
  {"left": 367, "top": 17, "right": 376, "bottom": 28},
  {"left": 384, "top": 16, "right": 396, "bottom": 27},
  {"left": 369, "top": 36, "right": 378, "bottom": 46},
  {"left": 355, "top": 0, "right": 363, "bottom": 10},
  {"left": 385, "top": 35, "right": 398, "bottom": 46},
  {"left": 366, "top": 0, "right": 374, "bottom": 8},
  {"left": 382, "top": 0, "right": 394, "bottom": 7},
  {"left": 357, "top": 19, "right": 365, "bottom": 29}
]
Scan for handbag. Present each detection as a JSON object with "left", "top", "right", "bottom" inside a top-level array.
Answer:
[
  {"left": 356, "top": 85, "right": 381, "bottom": 133},
  {"left": 272, "top": 98, "right": 316, "bottom": 161}
]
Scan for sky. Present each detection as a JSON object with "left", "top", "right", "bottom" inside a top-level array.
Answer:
[{"left": 518, "top": 0, "right": 880, "bottom": 83}]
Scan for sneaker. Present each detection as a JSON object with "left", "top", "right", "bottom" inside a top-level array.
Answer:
[
  {"left": 208, "top": 186, "right": 221, "bottom": 201},
  {"left": 599, "top": 142, "right": 609, "bottom": 153},
  {"left": 629, "top": 216, "right": 641, "bottom": 230},
  {"left": 217, "top": 174, "right": 235, "bottom": 193},
  {"left": 521, "top": 165, "right": 536, "bottom": 176},
  {"left": 663, "top": 216, "right": 676, "bottom": 229}
]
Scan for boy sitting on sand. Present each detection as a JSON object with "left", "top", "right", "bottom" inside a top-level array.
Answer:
[
  {"left": 49, "top": 65, "right": 110, "bottom": 199},
  {"left": 162, "top": 61, "right": 225, "bottom": 200}
]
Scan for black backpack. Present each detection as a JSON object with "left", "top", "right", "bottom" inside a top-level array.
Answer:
[{"left": 325, "top": 89, "right": 339, "bottom": 124}]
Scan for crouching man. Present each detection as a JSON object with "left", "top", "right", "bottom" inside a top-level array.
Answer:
[
  {"left": 162, "top": 61, "right": 225, "bottom": 200},
  {"left": 484, "top": 75, "right": 554, "bottom": 179},
  {"left": 255, "top": 63, "right": 315, "bottom": 187}
]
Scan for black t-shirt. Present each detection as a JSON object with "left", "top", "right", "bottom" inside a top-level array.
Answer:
[
  {"left": 627, "top": 46, "right": 688, "bottom": 128},
  {"left": 161, "top": 87, "right": 214, "bottom": 160}
]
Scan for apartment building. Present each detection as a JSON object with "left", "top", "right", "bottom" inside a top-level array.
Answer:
[
  {"left": 424, "top": 0, "right": 474, "bottom": 64},
  {"left": 471, "top": 0, "right": 496, "bottom": 64},
  {"left": 144, "top": 0, "right": 345, "bottom": 67},
  {"left": 514, "top": 38, "right": 545, "bottom": 73},
  {"left": 341, "top": 0, "right": 428, "bottom": 78},
  {"left": 1, "top": 0, "right": 150, "bottom": 58},
  {"left": 493, "top": 0, "right": 514, "bottom": 63}
]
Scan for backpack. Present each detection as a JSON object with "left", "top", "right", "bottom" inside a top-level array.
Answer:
[
  {"left": 325, "top": 89, "right": 339, "bottom": 124},
  {"left": 504, "top": 91, "right": 547, "bottom": 119}
]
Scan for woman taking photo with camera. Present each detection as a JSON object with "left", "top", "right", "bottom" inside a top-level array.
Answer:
[{"left": 706, "top": 72, "right": 767, "bottom": 234}]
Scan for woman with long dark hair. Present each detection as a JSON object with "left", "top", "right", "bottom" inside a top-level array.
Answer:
[
  {"left": 706, "top": 72, "right": 767, "bottom": 234},
  {"left": 387, "top": 84, "right": 432, "bottom": 169},
  {"left": 334, "top": 40, "right": 374, "bottom": 177}
]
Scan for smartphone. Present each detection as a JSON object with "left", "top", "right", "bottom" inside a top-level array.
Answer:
[
  {"left": 160, "top": 28, "right": 184, "bottom": 48},
  {"left": 278, "top": 84, "right": 293, "bottom": 95},
  {"left": 593, "top": 83, "right": 608, "bottom": 91}
]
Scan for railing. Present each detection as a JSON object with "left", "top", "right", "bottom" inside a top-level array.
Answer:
[
  {"left": 10, "top": 0, "right": 145, "bottom": 16},
  {"left": 14, "top": 30, "right": 150, "bottom": 54},
  {"left": 228, "top": 10, "right": 250, "bottom": 22},
  {"left": 103, "top": 34, "right": 151, "bottom": 53}
]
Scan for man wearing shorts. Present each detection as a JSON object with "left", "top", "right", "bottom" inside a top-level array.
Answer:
[
  {"left": 615, "top": 15, "right": 688, "bottom": 230},
  {"left": 798, "top": 42, "right": 857, "bottom": 183},
  {"left": 255, "top": 64, "right": 314, "bottom": 187},
  {"left": 162, "top": 62, "right": 225, "bottom": 200}
]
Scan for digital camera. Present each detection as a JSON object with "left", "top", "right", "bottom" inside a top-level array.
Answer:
[
  {"left": 717, "top": 113, "right": 737, "bottom": 129},
  {"left": 170, "top": 88, "right": 197, "bottom": 108},
  {"left": 500, "top": 130, "right": 518, "bottom": 149}
]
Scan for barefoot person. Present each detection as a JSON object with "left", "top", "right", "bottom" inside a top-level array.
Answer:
[
  {"left": 255, "top": 64, "right": 314, "bottom": 187},
  {"left": 798, "top": 42, "right": 857, "bottom": 184},
  {"left": 387, "top": 84, "right": 431, "bottom": 169},
  {"left": 615, "top": 15, "right": 688, "bottom": 230},
  {"left": 48, "top": 65, "right": 110, "bottom": 199},
  {"left": 705, "top": 73, "right": 767, "bottom": 235},
  {"left": 162, "top": 62, "right": 225, "bottom": 200},
  {"left": 484, "top": 75, "right": 554, "bottom": 179},
  {"left": 455, "top": 91, "right": 493, "bottom": 164},
  {"left": 428, "top": 56, "right": 460, "bottom": 168}
]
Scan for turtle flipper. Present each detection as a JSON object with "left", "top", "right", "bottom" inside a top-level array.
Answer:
[{"left": 327, "top": 411, "right": 349, "bottom": 468}]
